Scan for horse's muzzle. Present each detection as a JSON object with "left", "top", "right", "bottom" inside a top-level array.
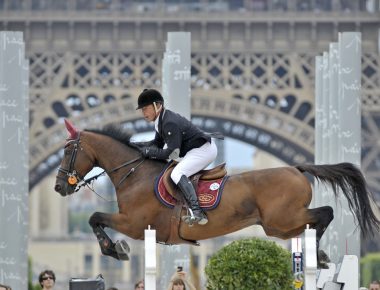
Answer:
[
  {"left": 54, "top": 183, "right": 70, "bottom": 196},
  {"left": 54, "top": 183, "right": 62, "bottom": 192}
]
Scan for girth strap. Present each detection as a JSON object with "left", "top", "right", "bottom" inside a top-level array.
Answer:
[{"left": 166, "top": 200, "right": 199, "bottom": 246}]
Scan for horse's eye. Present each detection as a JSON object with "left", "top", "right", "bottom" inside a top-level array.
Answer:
[{"left": 65, "top": 150, "right": 72, "bottom": 155}]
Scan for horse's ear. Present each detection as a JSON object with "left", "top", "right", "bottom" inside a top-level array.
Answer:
[{"left": 64, "top": 119, "right": 79, "bottom": 139}]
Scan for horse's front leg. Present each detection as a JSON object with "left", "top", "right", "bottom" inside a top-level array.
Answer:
[{"left": 89, "top": 212, "right": 130, "bottom": 261}]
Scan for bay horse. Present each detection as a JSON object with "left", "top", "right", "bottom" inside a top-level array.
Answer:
[{"left": 54, "top": 119, "right": 380, "bottom": 265}]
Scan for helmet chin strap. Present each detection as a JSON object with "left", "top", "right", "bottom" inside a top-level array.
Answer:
[{"left": 153, "top": 102, "right": 162, "bottom": 118}]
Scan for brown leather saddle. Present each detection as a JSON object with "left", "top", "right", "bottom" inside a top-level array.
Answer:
[
  {"left": 164, "top": 162, "right": 227, "bottom": 245},
  {"left": 162, "top": 161, "right": 227, "bottom": 199}
]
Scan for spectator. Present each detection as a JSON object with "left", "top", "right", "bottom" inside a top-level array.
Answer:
[
  {"left": 369, "top": 280, "right": 380, "bottom": 290},
  {"left": 38, "top": 269, "right": 56, "bottom": 290},
  {"left": 134, "top": 280, "right": 144, "bottom": 290},
  {"left": 166, "top": 269, "right": 196, "bottom": 290},
  {"left": 107, "top": 288, "right": 118, "bottom": 290}
]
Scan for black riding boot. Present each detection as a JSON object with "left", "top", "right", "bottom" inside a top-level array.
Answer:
[{"left": 177, "top": 175, "right": 208, "bottom": 225}]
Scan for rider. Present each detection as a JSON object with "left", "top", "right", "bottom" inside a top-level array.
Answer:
[{"left": 134, "top": 88, "right": 218, "bottom": 225}]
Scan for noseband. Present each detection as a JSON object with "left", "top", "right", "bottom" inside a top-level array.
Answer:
[{"left": 57, "top": 133, "right": 144, "bottom": 194}]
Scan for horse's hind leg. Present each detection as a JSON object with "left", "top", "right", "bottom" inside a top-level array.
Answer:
[
  {"left": 309, "top": 206, "right": 334, "bottom": 242},
  {"left": 277, "top": 206, "right": 333, "bottom": 241},
  {"left": 89, "top": 212, "right": 130, "bottom": 260},
  {"left": 308, "top": 206, "right": 334, "bottom": 268},
  {"left": 263, "top": 206, "right": 333, "bottom": 268},
  {"left": 284, "top": 206, "right": 334, "bottom": 268}
]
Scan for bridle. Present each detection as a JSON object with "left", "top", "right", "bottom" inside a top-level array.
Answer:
[
  {"left": 57, "top": 133, "right": 145, "bottom": 195},
  {"left": 57, "top": 133, "right": 83, "bottom": 191}
]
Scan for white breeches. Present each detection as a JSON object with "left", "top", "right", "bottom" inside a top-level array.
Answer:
[{"left": 171, "top": 139, "right": 218, "bottom": 184}]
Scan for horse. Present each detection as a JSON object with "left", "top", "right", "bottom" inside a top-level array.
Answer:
[{"left": 54, "top": 119, "right": 380, "bottom": 266}]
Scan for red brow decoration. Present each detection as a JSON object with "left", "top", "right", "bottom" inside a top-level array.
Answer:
[{"left": 64, "top": 119, "right": 79, "bottom": 140}]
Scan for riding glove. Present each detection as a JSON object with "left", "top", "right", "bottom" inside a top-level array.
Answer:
[{"left": 141, "top": 145, "right": 173, "bottom": 160}]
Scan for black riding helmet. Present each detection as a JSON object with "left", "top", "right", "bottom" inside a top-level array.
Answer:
[{"left": 136, "top": 89, "right": 164, "bottom": 110}]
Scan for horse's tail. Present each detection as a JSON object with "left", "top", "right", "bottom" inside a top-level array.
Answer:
[{"left": 295, "top": 162, "right": 380, "bottom": 236}]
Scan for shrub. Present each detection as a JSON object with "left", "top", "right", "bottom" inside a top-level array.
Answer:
[{"left": 205, "top": 238, "right": 293, "bottom": 290}]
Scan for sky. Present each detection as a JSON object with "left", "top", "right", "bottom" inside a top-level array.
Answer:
[{"left": 223, "top": 137, "right": 255, "bottom": 168}]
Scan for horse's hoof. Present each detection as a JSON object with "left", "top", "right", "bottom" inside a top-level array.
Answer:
[
  {"left": 318, "top": 249, "right": 331, "bottom": 263},
  {"left": 317, "top": 261, "right": 330, "bottom": 269},
  {"left": 115, "top": 240, "right": 130, "bottom": 261},
  {"left": 317, "top": 249, "right": 331, "bottom": 269},
  {"left": 317, "top": 250, "right": 330, "bottom": 269},
  {"left": 119, "top": 239, "right": 130, "bottom": 253}
]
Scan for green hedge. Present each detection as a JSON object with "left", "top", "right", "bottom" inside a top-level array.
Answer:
[
  {"left": 361, "top": 252, "right": 380, "bottom": 287},
  {"left": 205, "top": 238, "right": 293, "bottom": 290}
]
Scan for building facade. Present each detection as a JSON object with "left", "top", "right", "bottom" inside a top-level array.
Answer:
[{"left": 1, "top": 0, "right": 379, "bottom": 288}]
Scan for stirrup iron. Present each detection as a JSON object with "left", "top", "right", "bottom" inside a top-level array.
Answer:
[
  {"left": 182, "top": 208, "right": 196, "bottom": 226},
  {"left": 182, "top": 207, "right": 208, "bottom": 226},
  {"left": 188, "top": 208, "right": 195, "bottom": 219}
]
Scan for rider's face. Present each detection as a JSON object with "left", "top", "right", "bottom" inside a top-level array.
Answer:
[{"left": 141, "top": 103, "right": 160, "bottom": 122}]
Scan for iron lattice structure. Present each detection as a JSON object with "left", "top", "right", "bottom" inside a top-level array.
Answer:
[
  {"left": 28, "top": 50, "right": 380, "bottom": 199},
  {"left": 1, "top": 0, "right": 377, "bottom": 195}
]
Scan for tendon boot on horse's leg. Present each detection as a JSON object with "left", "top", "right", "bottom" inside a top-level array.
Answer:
[
  {"left": 92, "top": 226, "right": 130, "bottom": 260},
  {"left": 92, "top": 225, "right": 118, "bottom": 259},
  {"left": 177, "top": 175, "right": 208, "bottom": 225},
  {"left": 89, "top": 212, "right": 129, "bottom": 260}
]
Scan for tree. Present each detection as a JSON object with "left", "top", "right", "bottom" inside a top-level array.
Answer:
[
  {"left": 28, "top": 257, "right": 41, "bottom": 290},
  {"left": 205, "top": 238, "right": 293, "bottom": 290}
]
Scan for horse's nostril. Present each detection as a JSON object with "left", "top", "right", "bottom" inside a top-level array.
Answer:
[{"left": 54, "top": 184, "right": 62, "bottom": 192}]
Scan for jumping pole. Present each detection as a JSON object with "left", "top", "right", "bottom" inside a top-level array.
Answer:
[{"left": 145, "top": 226, "right": 157, "bottom": 290}]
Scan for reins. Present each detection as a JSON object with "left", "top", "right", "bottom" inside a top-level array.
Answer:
[
  {"left": 75, "top": 156, "right": 145, "bottom": 193},
  {"left": 113, "top": 157, "right": 145, "bottom": 188}
]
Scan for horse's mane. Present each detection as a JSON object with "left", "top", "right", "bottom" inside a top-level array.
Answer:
[
  {"left": 85, "top": 124, "right": 168, "bottom": 164},
  {"left": 85, "top": 124, "right": 133, "bottom": 146}
]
